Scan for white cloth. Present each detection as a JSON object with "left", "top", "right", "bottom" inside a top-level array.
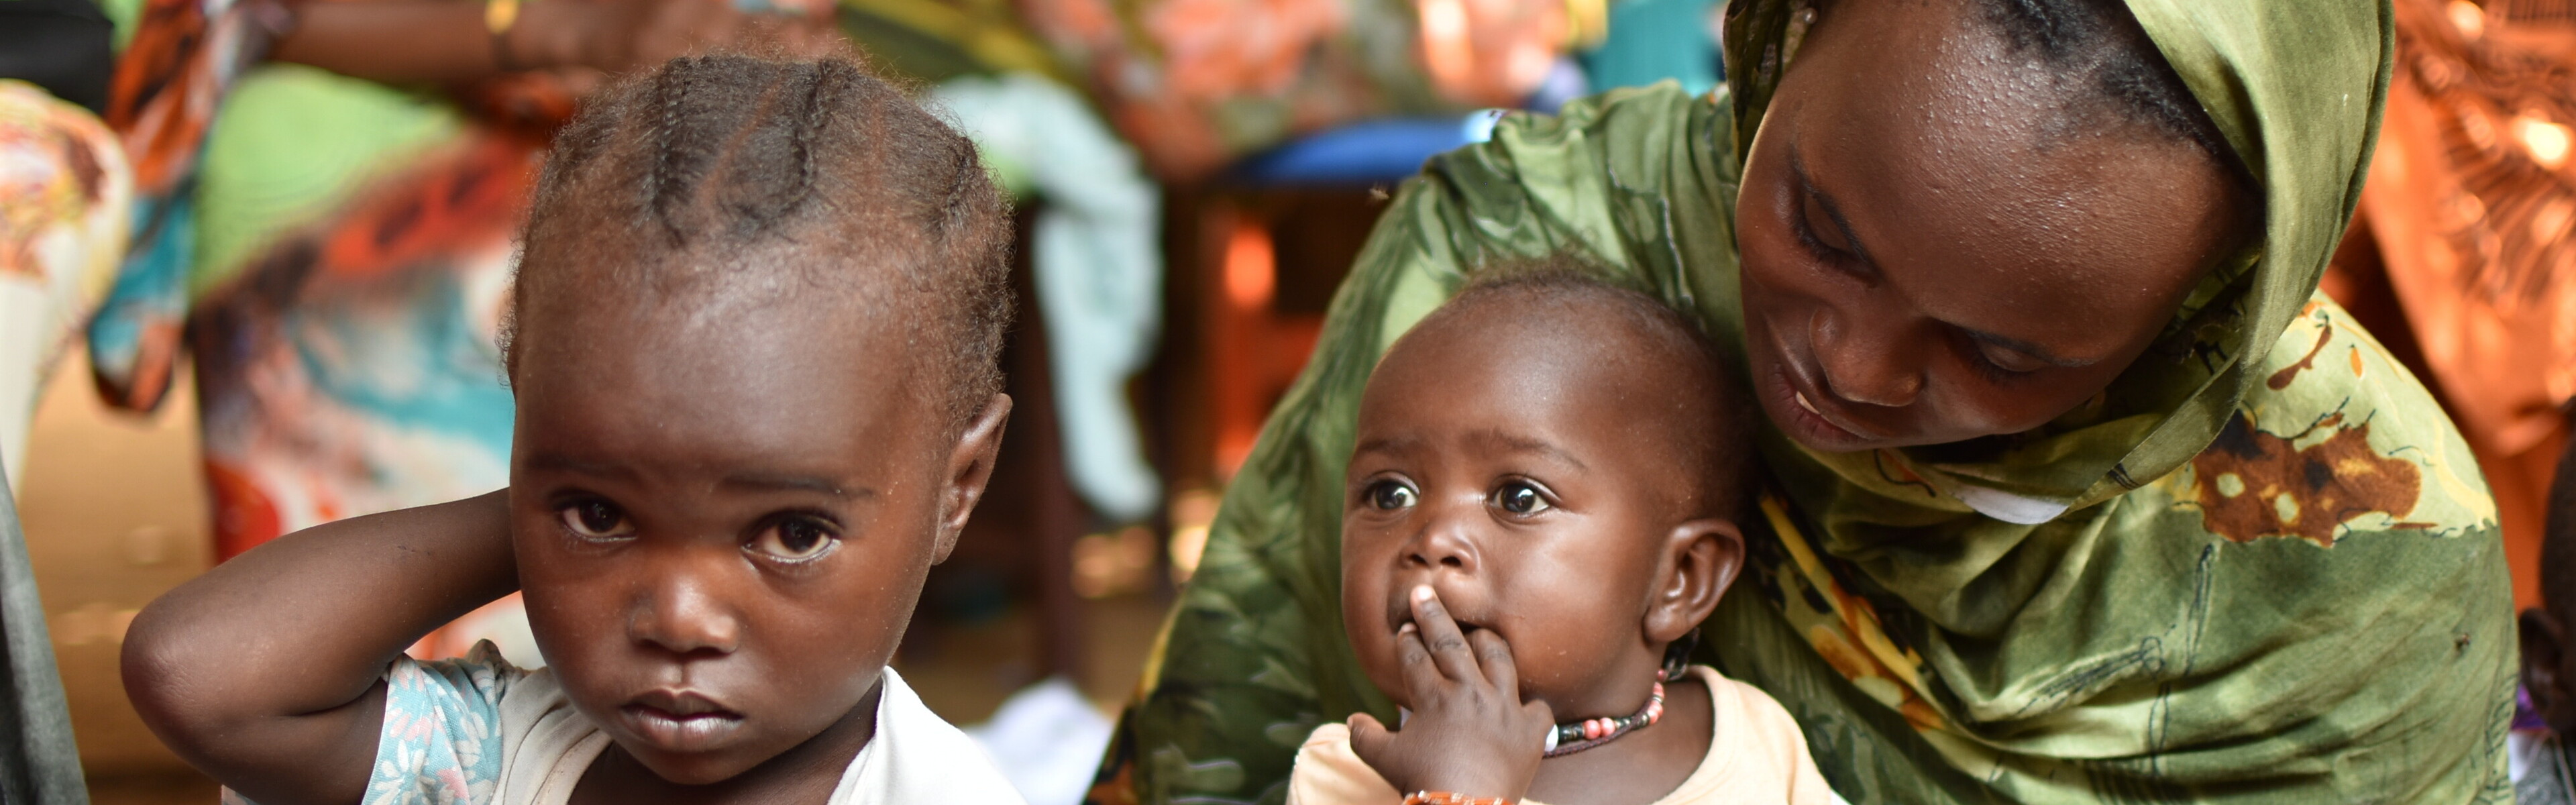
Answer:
[
  {"left": 932, "top": 72, "right": 1164, "bottom": 522},
  {"left": 965, "top": 676, "right": 1116, "bottom": 805}
]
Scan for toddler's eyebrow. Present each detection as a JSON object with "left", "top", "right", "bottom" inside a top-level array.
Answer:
[
  {"left": 722, "top": 472, "right": 870, "bottom": 499},
  {"left": 525, "top": 453, "right": 635, "bottom": 480}
]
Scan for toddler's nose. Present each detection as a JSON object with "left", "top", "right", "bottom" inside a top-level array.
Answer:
[{"left": 628, "top": 566, "right": 743, "bottom": 657}]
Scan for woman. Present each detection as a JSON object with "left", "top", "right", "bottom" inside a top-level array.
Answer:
[{"left": 1093, "top": 0, "right": 2513, "bottom": 802}]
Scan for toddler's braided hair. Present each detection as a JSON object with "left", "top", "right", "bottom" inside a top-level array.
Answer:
[{"left": 502, "top": 52, "right": 1013, "bottom": 429}]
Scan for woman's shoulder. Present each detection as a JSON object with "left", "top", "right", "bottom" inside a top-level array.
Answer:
[
  {"left": 2149, "top": 292, "right": 2500, "bottom": 546},
  {"left": 1419, "top": 82, "right": 1736, "bottom": 206}
]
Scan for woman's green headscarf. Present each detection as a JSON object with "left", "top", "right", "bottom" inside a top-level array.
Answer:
[{"left": 1094, "top": 1, "right": 2515, "bottom": 802}]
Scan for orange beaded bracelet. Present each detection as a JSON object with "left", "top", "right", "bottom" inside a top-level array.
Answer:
[{"left": 1403, "top": 792, "right": 1513, "bottom": 805}]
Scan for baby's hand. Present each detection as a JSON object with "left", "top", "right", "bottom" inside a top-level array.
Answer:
[{"left": 1348, "top": 586, "right": 1552, "bottom": 802}]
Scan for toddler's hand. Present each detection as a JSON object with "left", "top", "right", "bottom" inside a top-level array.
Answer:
[{"left": 1348, "top": 586, "right": 1552, "bottom": 802}]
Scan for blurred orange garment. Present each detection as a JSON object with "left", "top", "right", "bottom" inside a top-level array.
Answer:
[
  {"left": 2326, "top": 0, "right": 2576, "bottom": 610},
  {"left": 1010, "top": 0, "right": 1588, "bottom": 178}
]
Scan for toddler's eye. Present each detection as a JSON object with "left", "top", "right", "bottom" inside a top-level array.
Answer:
[
  {"left": 559, "top": 500, "right": 636, "bottom": 539},
  {"left": 1491, "top": 482, "right": 1552, "bottom": 516},
  {"left": 750, "top": 517, "right": 839, "bottom": 562},
  {"left": 1366, "top": 480, "right": 1418, "bottom": 511}
]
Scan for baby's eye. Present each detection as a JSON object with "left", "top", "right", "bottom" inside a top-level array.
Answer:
[
  {"left": 559, "top": 500, "right": 637, "bottom": 539},
  {"left": 749, "top": 517, "right": 840, "bottom": 562},
  {"left": 1365, "top": 480, "right": 1418, "bottom": 511},
  {"left": 1491, "top": 482, "right": 1552, "bottom": 516}
]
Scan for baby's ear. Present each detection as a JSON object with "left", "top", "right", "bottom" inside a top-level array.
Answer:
[
  {"left": 1643, "top": 519, "right": 1745, "bottom": 645},
  {"left": 933, "top": 393, "right": 1012, "bottom": 563}
]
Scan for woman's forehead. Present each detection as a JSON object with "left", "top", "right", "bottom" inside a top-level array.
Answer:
[{"left": 1778, "top": 21, "right": 2245, "bottom": 357}]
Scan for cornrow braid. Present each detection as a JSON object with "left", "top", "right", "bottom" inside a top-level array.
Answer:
[{"left": 506, "top": 52, "right": 1016, "bottom": 431}]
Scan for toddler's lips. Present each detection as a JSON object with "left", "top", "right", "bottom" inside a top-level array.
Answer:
[{"left": 621, "top": 690, "right": 745, "bottom": 753}]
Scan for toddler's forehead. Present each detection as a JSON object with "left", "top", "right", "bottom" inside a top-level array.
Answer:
[{"left": 522, "top": 254, "right": 908, "bottom": 355}]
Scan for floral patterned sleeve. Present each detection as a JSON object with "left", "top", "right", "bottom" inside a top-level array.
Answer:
[{"left": 221, "top": 641, "right": 525, "bottom": 805}]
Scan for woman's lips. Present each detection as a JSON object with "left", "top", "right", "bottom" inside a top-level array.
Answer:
[
  {"left": 620, "top": 690, "right": 745, "bottom": 753},
  {"left": 1769, "top": 360, "right": 1875, "bottom": 448}
]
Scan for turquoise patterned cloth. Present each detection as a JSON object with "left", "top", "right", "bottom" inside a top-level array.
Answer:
[{"left": 225, "top": 642, "right": 521, "bottom": 805}]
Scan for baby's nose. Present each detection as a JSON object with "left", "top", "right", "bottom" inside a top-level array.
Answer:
[{"left": 1399, "top": 519, "right": 1479, "bottom": 573}]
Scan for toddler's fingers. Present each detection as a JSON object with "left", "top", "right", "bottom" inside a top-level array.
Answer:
[
  {"left": 1467, "top": 628, "right": 1517, "bottom": 694},
  {"left": 1407, "top": 585, "right": 1479, "bottom": 682}
]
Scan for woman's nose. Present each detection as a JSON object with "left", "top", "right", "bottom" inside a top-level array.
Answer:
[
  {"left": 1811, "top": 301, "right": 1925, "bottom": 408},
  {"left": 627, "top": 562, "right": 743, "bottom": 657}
]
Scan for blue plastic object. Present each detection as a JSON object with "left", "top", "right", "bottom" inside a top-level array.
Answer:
[{"left": 1228, "top": 116, "right": 1489, "bottom": 186}]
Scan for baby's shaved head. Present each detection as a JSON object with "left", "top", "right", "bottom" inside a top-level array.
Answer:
[{"left": 1393, "top": 260, "right": 1754, "bottom": 523}]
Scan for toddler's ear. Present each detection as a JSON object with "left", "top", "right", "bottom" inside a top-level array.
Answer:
[
  {"left": 933, "top": 393, "right": 1012, "bottom": 562},
  {"left": 1643, "top": 519, "right": 1744, "bottom": 645}
]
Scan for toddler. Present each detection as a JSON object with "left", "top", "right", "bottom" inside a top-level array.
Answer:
[
  {"left": 1291, "top": 266, "right": 1835, "bottom": 805},
  {"left": 119, "top": 53, "right": 1026, "bottom": 805}
]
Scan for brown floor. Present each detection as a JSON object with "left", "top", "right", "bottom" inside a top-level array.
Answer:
[{"left": 15, "top": 351, "right": 1164, "bottom": 802}]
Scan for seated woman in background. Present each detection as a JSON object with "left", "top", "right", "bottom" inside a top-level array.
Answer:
[{"left": 1093, "top": 0, "right": 2515, "bottom": 803}]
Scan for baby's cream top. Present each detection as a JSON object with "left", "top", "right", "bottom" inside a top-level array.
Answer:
[{"left": 1286, "top": 665, "right": 1837, "bottom": 805}]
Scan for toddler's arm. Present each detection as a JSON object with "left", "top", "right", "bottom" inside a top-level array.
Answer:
[{"left": 121, "top": 490, "right": 515, "bottom": 805}]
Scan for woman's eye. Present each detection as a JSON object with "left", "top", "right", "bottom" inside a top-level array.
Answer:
[
  {"left": 1799, "top": 193, "right": 1851, "bottom": 256},
  {"left": 559, "top": 500, "right": 636, "bottom": 539},
  {"left": 1366, "top": 480, "right": 1417, "bottom": 511},
  {"left": 1492, "top": 482, "right": 1552, "bottom": 515},
  {"left": 750, "top": 517, "right": 839, "bottom": 562},
  {"left": 1964, "top": 336, "right": 2047, "bottom": 380}
]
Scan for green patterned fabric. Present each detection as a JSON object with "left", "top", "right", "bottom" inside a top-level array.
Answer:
[{"left": 1091, "top": 1, "right": 2516, "bottom": 803}]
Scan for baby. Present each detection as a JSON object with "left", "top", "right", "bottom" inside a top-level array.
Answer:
[
  {"left": 1291, "top": 266, "right": 1834, "bottom": 805},
  {"left": 119, "top": 54, "right": 1026, "bottom": 804}
]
